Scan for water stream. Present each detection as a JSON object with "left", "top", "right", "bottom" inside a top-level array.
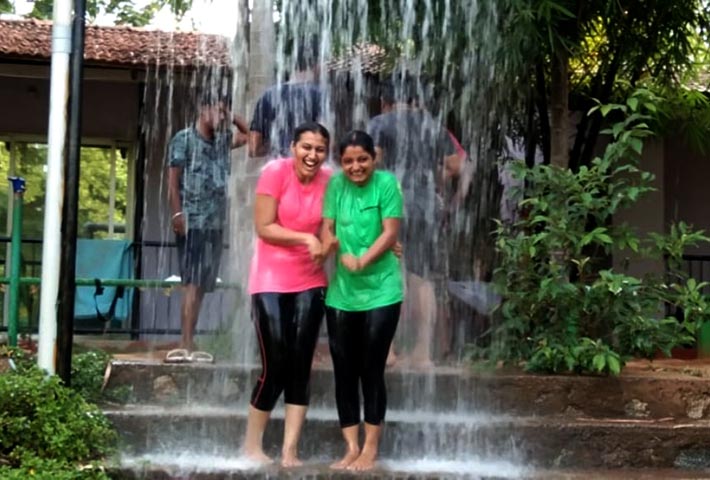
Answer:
[{"left": 126, "top": 0, "right": 524, "bottom": 476}]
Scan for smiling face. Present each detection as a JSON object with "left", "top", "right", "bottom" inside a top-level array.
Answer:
[
  {"left": 340, "top": 145, "right": 375, "bottom": 186},
  {"left": 291, "top": 131, "right": 329, "bottom": 182}
]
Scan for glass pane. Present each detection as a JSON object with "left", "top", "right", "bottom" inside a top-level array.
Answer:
[{"left": 79, "top": 147, "right": 128, "bottom": 239}]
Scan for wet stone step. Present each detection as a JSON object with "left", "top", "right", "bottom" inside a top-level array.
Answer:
[
  {"left": 111, "top": 455, "right": 529, "bottom": 480},
  {"left": 109, "top": 456, "right": 710, "bottom": 480},
  {"left": 104, "top": 406, "right": 710, "bottom": 469},
  {"left": 106, "top": 360, "right": 710, "bottom": 420}
]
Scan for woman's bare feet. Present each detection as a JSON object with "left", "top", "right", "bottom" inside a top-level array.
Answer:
[
  {"left": 408, "top": 354, "right": 434, "bottom": 370},
  {"left": 281, "top": 447, "right": 303, "bottom": 467},
  {"left": 347, "top": 447, "right": 377, "bottom": 471},
  {"left": 243, "top": 447, "right": 273, "bottom": 465},
  {"left": 386, "top": 346, "right": 398, "bottom": 367},
  {"left": 330, "top": 445, "right": 360, "bottom": 470}
]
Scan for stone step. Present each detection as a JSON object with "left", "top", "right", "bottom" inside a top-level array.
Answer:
[
  {"left": 111, "top": 455, "right": 529, "bottom": 479},
  {"left": 104, "top": 405, "right": 710, "bottom": 469},
  {"left": 109, "top": 463, "right": 710, "bottom": 480},
  {"left": 106, "top": 360, "right": 710, "bottom": 420}
]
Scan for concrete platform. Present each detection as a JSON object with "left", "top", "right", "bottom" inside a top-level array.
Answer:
[
  {"left": 105, "top": 405, "right": 710, "bottom": 469},
  {"left": 102, "top": 356, "right": 710, "bottom": 478},
  {"left": 105, "top": 358, "right": 710, "bottom": 419}
]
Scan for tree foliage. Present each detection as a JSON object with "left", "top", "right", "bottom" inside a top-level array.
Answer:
[
  {"left": 0, "top": 142, "right": 127, "bottom": 239},
  {"left": 322, "top": 0, "right": 710, "bottom": 168},
  {"left": 0, "top": 0, "right": 13, "bottom": 14},
  {"left": 480, "top": 90, "right": 710, "bottom": 374},
  {"left": 28, "top": 0, "right": 193, "bottom": 27}
]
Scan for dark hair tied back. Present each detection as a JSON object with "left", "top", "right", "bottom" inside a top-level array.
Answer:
[
  {"left": 293, "top": 122, "right": 330, "bottom": 146},
  {"left": 338, "top": 130, "right": 376, "bottom": 158}
]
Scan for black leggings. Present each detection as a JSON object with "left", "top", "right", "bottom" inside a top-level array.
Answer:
[
  {"left": 326, "top": 302, "right": 401, "bottom": 427},
  {"left": 250, "top": 287, "right": 324, "bottom": 411}
]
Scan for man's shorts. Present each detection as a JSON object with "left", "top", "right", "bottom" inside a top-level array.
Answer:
[{"left": 176, "top": 229, "right": 223, "bottom": 292}]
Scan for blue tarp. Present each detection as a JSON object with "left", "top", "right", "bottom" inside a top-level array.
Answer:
[{"left": 74, "top": 239, "right": 133, "bottom": 322}]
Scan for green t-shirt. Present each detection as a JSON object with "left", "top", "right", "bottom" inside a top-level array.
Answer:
[{"left": 323, "top": 170, "right": 404, "bottom": 311}]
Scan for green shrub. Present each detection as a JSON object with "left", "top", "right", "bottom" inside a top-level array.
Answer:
[
  {"left": 480, "top": 89, "right": 710, "bottom": 375},
  {"left": 0, "top": 366, "right": 117, "bottom": 468},
  {"left": 0, "top": 456, "right": 111, "bottom": 480},
  {"left": 72, "top": 350, "right": 131, "bottom": 404}
]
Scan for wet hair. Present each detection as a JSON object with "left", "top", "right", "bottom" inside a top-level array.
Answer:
[
  {"left": 199, "top": 90, "right": 232, "bottom": 108},
  {"left": 338, "top": 130, "right": 376, "bottom": 159},
  {"left": 292, "top": 122, "right": 330, "bottom": 145},
  {"left": 196, "top": 69, "right": 233, "bottom": 108},
  {"left": 293, "top": 35, "right": 321, "bottom": 71},
  {"left": 380, "top": 69, "right": 431, "bottom": 106}
]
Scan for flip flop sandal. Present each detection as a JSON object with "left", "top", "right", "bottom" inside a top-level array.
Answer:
[
  {"left": 164, "top": 348, "right": 191, "bottom": 364},
  {"left": 189, "top": 351, "right": 214, "bottom": 364}
]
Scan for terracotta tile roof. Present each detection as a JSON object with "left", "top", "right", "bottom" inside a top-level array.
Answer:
[
  {"left": 0, "top": 18, "right": 230, "bottom": 68},
  {"left": 0, "top": 19, "right": 391, "bottom": 74},
  {"left": 328, "top": 43, "right": 390, "bottom": 75}
]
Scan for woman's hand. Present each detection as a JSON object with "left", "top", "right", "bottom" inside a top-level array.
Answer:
[
  {"left": 340, "top": 253, "right": 362, "bottom": 272},
  {"left": 172, "top": 214, "right": 186, "bottom": 236},
  {"left": 322, "top": 235, "right": 340, "bottom": 257},
  {"left": 304, "top": 234, "right": 324, "bottom": 263},
  {"left": 392, "top": 241, "right": 403, "bottom": 258}
]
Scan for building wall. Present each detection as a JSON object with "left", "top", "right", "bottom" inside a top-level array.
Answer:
[
  {"left": 664, "top": 138, "right": 710, "bottom": 254},
  {"left": 612, "top": 138, "right": 666, "bottom": 276},
  {"left": 0, "top": 75, "right": 139, "bottom": 140}
]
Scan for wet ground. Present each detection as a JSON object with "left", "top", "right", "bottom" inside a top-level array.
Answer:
[{"left": 68, "top": 336, "right": 710, "bottom": 479}]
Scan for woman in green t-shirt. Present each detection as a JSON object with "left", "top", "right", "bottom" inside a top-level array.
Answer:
[{"left": 321, "top": 130, "right": 404, "bottom": 471}]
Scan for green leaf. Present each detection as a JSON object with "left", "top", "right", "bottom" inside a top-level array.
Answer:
[
  {"left": 592, "top": 353, "right": 606, "bottom": 372},
  {"left": 606, "top": 355, "right": 621, "bottom": 375},
  {"left": 627, "top": 97, "right": 639, "bottom": 112}
]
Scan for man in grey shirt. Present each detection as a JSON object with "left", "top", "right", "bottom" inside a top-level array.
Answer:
[
  {"left": 367, "top": 80, "right": 461, "bottom": 367},
  {"left": 166, "top": 91, "right": 248, "bottom": 362}
]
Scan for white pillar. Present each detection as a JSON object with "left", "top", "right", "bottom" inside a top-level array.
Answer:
[{"left": 38, "top": 0, "right": 73, "bottom": 374}]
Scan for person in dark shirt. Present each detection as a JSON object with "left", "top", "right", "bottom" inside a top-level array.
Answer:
[
  {"left": 367, "top": 79, "right": 462, "bottom": 367},
  {"left": 248, "top": 41, "right": 322, "bottom": 158}
]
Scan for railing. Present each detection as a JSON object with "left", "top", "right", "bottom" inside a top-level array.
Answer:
[
  {"left": 0, "top": 237, "right": 235, "bottom": 337},
  {"left": 681, "top": 254, "right": 710, "bottom": 293}
]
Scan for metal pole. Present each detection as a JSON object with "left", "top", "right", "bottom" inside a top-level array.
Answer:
[
  {"left": 7, "top": 177, "right": 25, "bottom": 347},
  {"left": 56, "top": 0, "right": 87, "bottom": 385},
  {"left": 38, "top": 0, "right": 73, "bottom": 374}
]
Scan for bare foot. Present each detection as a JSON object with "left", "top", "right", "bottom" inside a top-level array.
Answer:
[
  {"left": 409, "top": 356, "right": 434, "bottom": 370},
  {"left": 243, "top": 447, "right": 273, "bottom": 465},
  {"left": 347, "top": 448, "right": 377, "bottom": 471},
  {"left": 281, "top": 448, "right": 303, "bottom": 468},
  {"left": 386, "top": 348, "right": 398, "bottom": 367},
  {"left": 330, "top": 447, "right": 360, "bottom": 470}
]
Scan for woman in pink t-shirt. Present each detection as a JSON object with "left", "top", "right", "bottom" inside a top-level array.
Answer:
[{"left": 243, "top": 122, "right": 334, "bottom": 467}]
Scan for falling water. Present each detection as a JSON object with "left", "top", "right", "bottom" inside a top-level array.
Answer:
[{"left": 122, "top": 0, "right": 531, "bottom": 476}]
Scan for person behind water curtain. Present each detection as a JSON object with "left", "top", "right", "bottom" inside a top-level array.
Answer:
[
  {"left": 367, "top": 76, "right": 459, "bottom": 367},
  {"left": 248, "top": 37, "right": 323, "bottom": 158}
]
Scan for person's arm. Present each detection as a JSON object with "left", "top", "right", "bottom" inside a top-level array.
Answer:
[
  {"left": 320, "top": 218, "right": 339, "bottom": 258},
  {"left": 341, "top": 218, "right": 400, "bottom": 271},
  {"left": 254, "top": 193, "right": 322, "bottom": 261},
  {"left": 167, "top": 166, "right": 185, "bottom": 236},
  {"left": 341, "top": 174, "right": 403, "bottom": 272},
  {"left": 248, "top": 93, "right": 271, "bottom": 157},
  {"left": 249, "top": 131, "right": 269, "bottom": 157},
  {"left": 231, "top": 114, "right": 248, "bottom": 149},
  {"left": 443, "top": 152, "right": 465, "bottom": 180},
  {"left": 374, "top": 146, "right": 384, "bottom": 165}
]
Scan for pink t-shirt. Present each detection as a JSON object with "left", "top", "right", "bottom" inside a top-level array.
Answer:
[{"left": 248, "top": 157, "right": 332, "bottom": 294}]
